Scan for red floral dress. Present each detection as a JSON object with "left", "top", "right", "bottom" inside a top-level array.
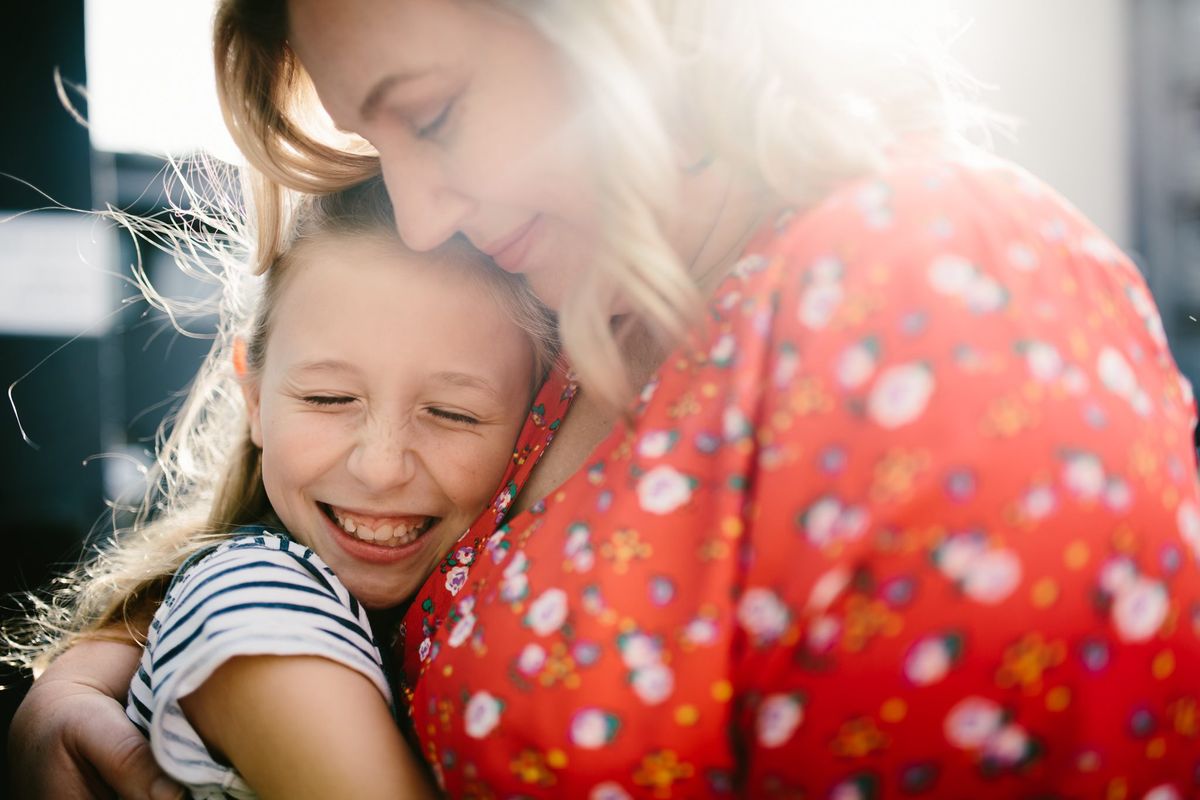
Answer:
[{"left": 397, "top": 156, "right": 1200, "bottom": 798}]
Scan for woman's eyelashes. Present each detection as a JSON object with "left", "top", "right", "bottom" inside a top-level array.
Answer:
[{"left": 415, "top": 97, "right": 457, "bottom": 140}]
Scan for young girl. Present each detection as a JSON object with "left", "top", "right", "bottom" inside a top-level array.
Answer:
[{"left": 120, "top": 178, "right": 557, "bottom": 798}]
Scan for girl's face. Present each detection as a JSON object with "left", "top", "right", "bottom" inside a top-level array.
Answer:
[
  {"left": 242, "top": 234, "right": 533, "bottom": 608},
  {"left": 288, "top": 0, "right": 603, "bottom": 310}
]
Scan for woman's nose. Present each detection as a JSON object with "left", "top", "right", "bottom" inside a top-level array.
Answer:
[
  {"left": 378, "top": 147, "right": 474, "bottom": 252},
  {"left": 346, "top": 419, "right": 419, "bottom": 492}
]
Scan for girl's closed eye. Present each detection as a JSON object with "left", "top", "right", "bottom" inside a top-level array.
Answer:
[
  {"left": 427, "top": 406, "right": 480, "bottom": 426},
  {"left": 302, "top": 395, "right": 357, "bottom": 407}
]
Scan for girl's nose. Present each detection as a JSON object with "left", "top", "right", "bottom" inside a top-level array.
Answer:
[{"left": 345, "top": 419, "right": 418, "bottom": 492}]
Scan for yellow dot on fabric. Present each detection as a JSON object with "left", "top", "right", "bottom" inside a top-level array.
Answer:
[
  {"left": 1031, "top": 578, "right": 1059, "bottom": 608},
  {"left": 880, "top": 698, "right": 907, "bottom": 723},
  {"left": 1076, "top": 750, "right": 1100, "bottom": 772},
  {"left": 1064, "top": 541, "right": 1090, "bottom": 570},
  {"left": 618, "top": 618, "right": 637, "bottom": 634},
  {"left": 701, "top": 383, "right": 719, "bottom": 398},
  {"left": 712, "top": 680, "right": 734, "bottom": 702},
  {"left": 1046, "top": 686, "right": 1071, "bottom": 712},
  {"left": 442, "top": 666, "right": 453, "bottom": 677},
  {"left": 722, "top": 517, "right": 744, "bottom": 539},
  {"left": 1105, "top": 778, "right": 1128, "bottom": 800},
  {"left": 675, "top": 705, "right": 700, "bottom": 726},
  {"left": 1163, "top": 486, "right": 1180, "bottom": 509},
  {"left": 555, "top": 490, "right": 567, "bottom": 503},
  {"left": 1153, "top": 650, "right": 1176, "bottom": 680},
  {"left": 1146, "top": 737, "right": 1166, "bottom": 760},
  {"left": 546, "top": 749, "right": 568, "bottom": 769}
]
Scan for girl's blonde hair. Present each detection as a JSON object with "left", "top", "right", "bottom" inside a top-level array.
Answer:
[
  {"left": 6, "top": 173, "right": 557, "bottom": 672},
  {"left": 213, "top": 0, "right": 992, "bottom": 409}
]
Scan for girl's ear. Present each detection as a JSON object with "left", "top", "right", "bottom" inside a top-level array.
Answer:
[{"left": 233, "top": 338, "right": 264, "bottom": 448}]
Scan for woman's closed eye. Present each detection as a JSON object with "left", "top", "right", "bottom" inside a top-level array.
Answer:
[{"left": 415, "top": 96, "right": 457, "bottom": 140}]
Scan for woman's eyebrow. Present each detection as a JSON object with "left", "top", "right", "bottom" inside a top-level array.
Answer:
[{"left": 359, "top": 69, "right": 435, "bottom": 121}]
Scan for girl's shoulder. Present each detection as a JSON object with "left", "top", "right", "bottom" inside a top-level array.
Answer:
[{"left": 166, "top": 526, "right": 342, "bottom": 605}]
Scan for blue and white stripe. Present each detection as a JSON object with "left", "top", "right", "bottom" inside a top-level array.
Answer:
[{"left": 127, "top": 529, "right": 389, "bottom": 799}]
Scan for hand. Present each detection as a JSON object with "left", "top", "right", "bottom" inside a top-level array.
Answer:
[{"left": 8, "top": 638, "right": 183, "bottom": 800}]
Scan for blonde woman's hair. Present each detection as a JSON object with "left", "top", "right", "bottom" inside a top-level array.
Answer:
[
  {"left": 213, "top": 0, "right": 992, "bottom": 410},
  {"left": 5, "top": 172, "right": 557, "bottom": 672}
]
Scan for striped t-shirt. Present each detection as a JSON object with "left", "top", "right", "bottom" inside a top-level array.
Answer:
[{"left": 126, "top": 529, "right": 391, "bottom": 800}]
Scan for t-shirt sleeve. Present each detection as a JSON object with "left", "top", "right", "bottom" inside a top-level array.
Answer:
[{"left": 127, "top": 536, "right": 391, "bottom": 795}]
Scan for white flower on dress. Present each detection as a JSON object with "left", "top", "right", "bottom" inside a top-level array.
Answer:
[
  {"left": 463, "top": 691, "right": 503, "bottom": 739},
  {"left": 418, "top": 636, "right": 432, "bottom": 663},
  {"left": 564, "top": 523, "right": 595, "bottom": 573},
  {"left": 773, "top": 343, "right": 801, "bottom": 389},
  {"left": 1019, "top": 484, "right": 1057, "bottom": 521},
  {"left": 966, "top": 275, "right": 1008, "bottom": 314},
  {"left": 709, "top": 333, "right": 738, "bottom": 367},
  {"left": 636, "top": 430, "right": 678, "bottom": 459},
  {"left": 444, "top": 565, "right": 470, "bottom": 596},
  {"left": 944, "top": 696, "right": 1004, "bottom": 749},
  {"left": 526, "top": 587, "right": 569, "bottom": 636},
  {"left": 835, "top": 340, "right": 878, "bottom": 390},
  {"left": 867, "top": 363, "right": 935, "bottom": 429},
  {"left": 636, "top": 465, "right": 696, "bottom": 515},
  {"left": 1178, "top": 500, "right": 1200, "bottom": 562},
  {"left": 1062, "top": 452, "right": 1106, "bottom": 500},
  {"left": 1143, "top": 785, "right": 1183, "bottom": 800},
  {"left": 631, "top": 662, "right": 675, "bottom": 705},
  {"left": 982, "top": 723, "right": 1031, "bottom": 766},
  {"left": 722, "top": 405, "right": 753, "bottom": 442},
  {"left": 798, "top": 282, "right": 844, "bottom": 330},
  {"left": 570, "top": 708, "right": 619, "bottom": 749},
  {"left": 619, "top": 633, "right": 662, "bottom": 671},
  {"left": 1062, "top": 365, "right": 1090, "bottom": 395},
  {"left": 905, "top": 636, "right": 954, "bottom": 686},
  {"left": 1097, "top": 346, "right": 1137, "bottom": 399},
  {"left": 1098, "top": 556, "right": 1137, "bottom": 595},
  {"left": 516, "top": 643, "right": 546, "bottom": 676},
  {"left": 807, "top": 567, "right": 852, "bottom": 612},
  {"left": 1007, "top": 242, "right": 1039, "bottom": 271},
  {"left": 962, "top": 549, "right": 1022, "bottom": 605},
  {"left": 928, "top": 254, "right": 977, "bottom": 296},
  {"left": 934, "top": 533, "right": 988, "bottom": 581},
  {"left": 447, "top": 611, "right": 476, "bottom": 648},
  {"left": 589, "top": 782, "right": 633, "bottom": 800},
  {"left": 737, "top": 587, "right": 791, "bottom": 644},
  {"left": 806, "top": 614, "right": 841, "bottom": 653},
  {"left": 756, "top": 694, "right": 804, "bottom": 748},
  {"left": 1022, "top": 341, "right": 1063, "bottom": 383},
  {"left": 801, "top": 496, "right": 869, "bottom": 549},
  {"left": 683, "top": 616, "right": 719, "bottom": 647},
  {"left": 1103, "top": 477, "right": 1132, "bottom": 512},
  {"left": 1112, "top": 577, "right": 1169, "bottom": 642}
]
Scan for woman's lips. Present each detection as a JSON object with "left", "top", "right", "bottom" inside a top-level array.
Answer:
[{"left": 485, "top": 215, "right": 541, "bottom": 272}]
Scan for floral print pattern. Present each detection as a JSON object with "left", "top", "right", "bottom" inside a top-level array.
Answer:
[{"left": 397, "top": 157, "right": 1200, "bottom": 797}]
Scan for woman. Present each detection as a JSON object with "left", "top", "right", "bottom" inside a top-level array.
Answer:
[{"left": 13, "top": 1, "right": 1200, "bottom": 797}]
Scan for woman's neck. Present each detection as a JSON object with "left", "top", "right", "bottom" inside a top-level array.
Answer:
[{"left": 674, "top": 160, "right": 773, "bottom": 297}]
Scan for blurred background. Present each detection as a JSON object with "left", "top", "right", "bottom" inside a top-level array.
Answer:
[{"left": 0, "top": 0, "right": 1196, "bottom": 790}]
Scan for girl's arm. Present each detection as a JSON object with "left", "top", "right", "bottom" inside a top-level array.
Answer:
[
  {"left": 179, "top": 654, "right": 435, "bottom": 800},
  {"left": 8, "top": 636, "right": 183, "bottom": 800}
]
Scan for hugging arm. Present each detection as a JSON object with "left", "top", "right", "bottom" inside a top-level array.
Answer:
[
  {"left": 8, "top": 636, "right": 181, "bottom": 800},
  {"left": 180, "top": 655, "right": 435, "bottom": 800}
]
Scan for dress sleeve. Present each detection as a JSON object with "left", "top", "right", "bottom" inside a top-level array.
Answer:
[
  {"left": 127, "top": 536, "right": 390, "bottom": 796},
  {"left": 732, "top": 160, "right": 1200, "bottom": 795}
]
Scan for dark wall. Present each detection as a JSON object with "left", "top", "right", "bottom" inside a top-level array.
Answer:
[{"left": 1, "top": 1, "right": 95, "bottom": 792}]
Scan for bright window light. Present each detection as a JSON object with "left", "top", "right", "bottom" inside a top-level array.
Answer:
[{"left": 84, "top": 0, "right": 242, "bottom": 163}]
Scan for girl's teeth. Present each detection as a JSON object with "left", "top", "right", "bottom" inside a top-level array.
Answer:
[{"left": 332, "top": 509, "right": 429, "bottom": 546}]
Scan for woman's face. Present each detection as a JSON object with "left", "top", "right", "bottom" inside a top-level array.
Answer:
[
  {"left": 288, "top": 0, "right": 603, "bottom": 310},
  {"left": 242, "top": 233, "right": 533, "bottom": 608}
]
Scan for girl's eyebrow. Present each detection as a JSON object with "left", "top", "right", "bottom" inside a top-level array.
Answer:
[
  {"left": 430, "top": 371, "right": 501, "bottom": 400},
  {"left": 288, "top": 358, "right": 359, "bottom": 375}
]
